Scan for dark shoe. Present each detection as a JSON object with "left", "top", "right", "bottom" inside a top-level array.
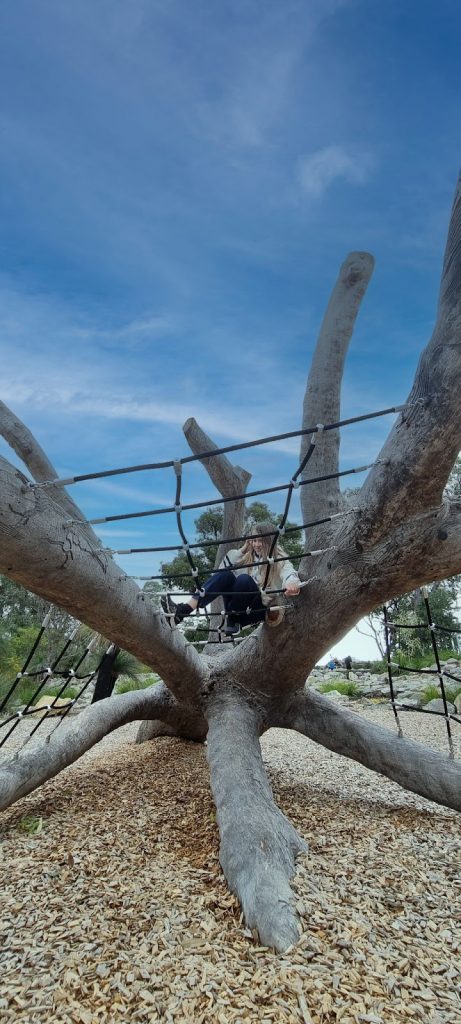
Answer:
[
  {"left": 173, "top": 602, "right": 194, "bottom": 625},
  {"left": 160, "top": 596, "right": 193, "bottom": 625}
]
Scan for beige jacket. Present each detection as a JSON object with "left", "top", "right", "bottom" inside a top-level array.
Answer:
[{"left": 219, "top": 547, "right": 300, "bottom": 607}]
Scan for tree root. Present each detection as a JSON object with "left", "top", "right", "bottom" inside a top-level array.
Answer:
[
  {"left": 206, "top": 689, "right": 307, "bottom": 952},
  {"left": 276, "top": 687, "right": 461, "bottom": 812},
  {"left": 0, "top": 683, "right": 195, "bottom": 811}
]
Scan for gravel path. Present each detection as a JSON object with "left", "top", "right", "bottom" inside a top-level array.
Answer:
[{"left": 1, "top": 703, "right": 460, "bottom": 1023}]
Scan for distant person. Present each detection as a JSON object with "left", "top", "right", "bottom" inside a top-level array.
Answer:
[
  {"left": 327, "top": 656, "right": 336, "bottom": 670},
  {"left": 161, "top": 521, "right": 301, "bottom": 636},
  {"left": 344, "top": 655, "right": 353, "bottom": 679}
]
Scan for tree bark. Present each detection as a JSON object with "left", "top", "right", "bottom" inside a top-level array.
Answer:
[
  {"left": 0, "top": 458, "right": 208, "bottom": 705},
  {"left": 183, "top": 416, "right": 251, "bottom": 565},
  {"left": 0, "top": 399, "right": 101, "bottom": 545},
  {"left": 206, "top": 686, "right": 307, "bottom": 952},
  {"left": 300, "top": 252, "right": 374, "bottom": 533},
  {"left": 358, "top": 173, "right": 461, "bottom": 541}
]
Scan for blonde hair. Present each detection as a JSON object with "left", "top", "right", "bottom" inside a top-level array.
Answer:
[{"left": 234, "top": 520, "right": 288, "bottom": 589}]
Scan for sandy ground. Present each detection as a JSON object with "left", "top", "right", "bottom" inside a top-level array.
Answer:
[{"left": 1, "top": 703, "right": 460, "bottom": 1024}]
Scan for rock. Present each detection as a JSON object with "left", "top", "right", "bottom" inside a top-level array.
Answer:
[
  {"left": 423, "top": 698, "right": 456, "bottom": 715},
  {"left": 455, "top": 694, "right": 461, "bottom": 714},
  {"left": 32, "top": 695, "right": 75, "bottom": 716},
  {"left": 322, "top": 690, "right": 348, "bottom": 701},
  {"left": 397, "top": 691, "right": 424, "bottom": 708}
]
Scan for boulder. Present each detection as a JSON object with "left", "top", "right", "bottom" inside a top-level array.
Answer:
[
  {"left": 397, "top": 691, "right": 424, "bottom": 708},
  {"left": 423, "top": 698, "right": 456, "bottom": 715}
]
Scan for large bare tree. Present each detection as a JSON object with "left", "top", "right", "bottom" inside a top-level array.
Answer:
[{"left": 1, "top": 177, "right": 461, "bottom": 952}]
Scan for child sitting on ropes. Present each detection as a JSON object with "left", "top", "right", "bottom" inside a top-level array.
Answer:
[{"left": 162, "top": 521, "right": 301, "bottom": 636}]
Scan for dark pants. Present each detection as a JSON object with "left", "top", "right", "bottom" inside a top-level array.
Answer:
[{"left": 194, "top": 570, "right": 266, "bottom": 626}]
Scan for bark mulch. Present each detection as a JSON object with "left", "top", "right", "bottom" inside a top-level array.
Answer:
[{"left": 0, "top": 705, "right": 460, "bottom": 1024}]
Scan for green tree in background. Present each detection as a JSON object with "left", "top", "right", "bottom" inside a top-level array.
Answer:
[{"left": 387, "top": 581, "right": 460, "bottom": 662}]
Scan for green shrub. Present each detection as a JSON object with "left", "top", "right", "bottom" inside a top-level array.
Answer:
[
  {"left": 421, "top": 683, "right": 461, "bottom": 705},
  {"left": 115, "top": 675, "right": 159, "bottom": 695},
  {"left": 318, "top": 679, "right": 360, "bottom": 698},
  {"left": 0, "top": 677, "right": 78, "bottom": 712},
  {"left": 394, "top": 648, "right": 457, "bottom": 671},
  {"left": 366, "top": 660, "right": 387, "bottom": 673}
]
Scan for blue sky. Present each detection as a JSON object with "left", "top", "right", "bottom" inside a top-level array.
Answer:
[{"left": 0, "top": 0, "right": 460, "bottom": 654}]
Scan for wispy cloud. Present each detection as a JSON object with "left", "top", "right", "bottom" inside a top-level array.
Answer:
[{"left": 297, "top": 145, "right": 375, "bottom": 198}]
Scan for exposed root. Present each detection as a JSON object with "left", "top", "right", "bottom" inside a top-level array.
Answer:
[{"left": 206, "top": 688, "right": 307, "bottom": 952}]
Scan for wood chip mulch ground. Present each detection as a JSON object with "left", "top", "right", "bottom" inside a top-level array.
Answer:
[{"left": 0, "top": 704, "right": 460, "bottom": 1024}]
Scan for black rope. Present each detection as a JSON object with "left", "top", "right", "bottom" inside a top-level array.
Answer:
[
  {"left": 26, "top": 639, "right": 98, "bottom": 739},
  {"left": 80, "top": 462, "right": 377, "bottom": 527},
  {"left": 135, "top": 547, "right": 334, "bottom": 583},
  {"left": 0, "top": 609, "right": 52, "bottom": 713},
  {"left": 261, "top": 429, "right": 319, "bottom": 590},
  {"left": 108, "top": 508, "right": 357, "bottom": 556},
  {"left": 0, "top": 630, "right": 99, "bottom": 745},
  {"left": 421, "top": 587, "right": 454, "bottom": 753},
  {"left": 45, "top": 647, "right": 114, "bottom": 739},
  {"left": 393, "top": 705, "right": 461, "bottom": 724},
  {"left": 383, "top": 605, "right": 403, "bottom": 736},
  {"left": 0, "top": 624, "right": 80, "bottom": 742},
  {"left": 383, "top": 594, "right": 460, "bottom": 757},
  {"left": 171, "top": 460, "right": 201, "bottom": 583},
  {"left": 385, "top": 620, "right": 461, "bottom": 634},
  {"left": 32, "top": 404, "right": 406, "bottom": 490}
]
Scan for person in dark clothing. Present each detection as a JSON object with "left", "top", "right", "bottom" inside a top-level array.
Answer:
[{"left": 161, "top": 521, "right": 300, "bottom": 636}]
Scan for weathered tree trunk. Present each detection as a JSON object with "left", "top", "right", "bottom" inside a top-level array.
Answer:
[{"left": 1, "top": 175, "right": 461, "bottom": 951}]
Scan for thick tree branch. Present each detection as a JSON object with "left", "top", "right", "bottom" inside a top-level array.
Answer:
[
  {"left": 0, "top": 457, "right": 207, "bottom": 703},
  {"left": 359, "top": 175, "right": 461, "bottom": 540},
  {"left": 206, "top": 687, "right": 307, "bottom": 951},
  {"left": 0, "top": 683, "right": 190, "bottom": 811},
  {"left": 183, "top": 417, "right": 251, "bottom": 565},
  {"left": 0, "top": 399, "right": 99, "bottom": 544},
  {"left": 276, "top": 688, "right": 461, "bottom": 812},
  {"left": 300, "top": 252, "right": 374, "bottom": 530}
]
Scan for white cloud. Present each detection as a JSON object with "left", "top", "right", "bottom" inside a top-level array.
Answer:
[{"left": 297, "top": 145, "right": 374, "bottom": 198}]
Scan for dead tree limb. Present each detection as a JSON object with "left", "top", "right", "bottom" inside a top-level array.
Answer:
[
  {"left": 300, "top": 251, "right": 375, "bottom": 532},
  {"left": 0, "top": 400, "right": 100, "bottom": 544},
  {"left": 183, "top": 416, "right": 251, "bottom": 564}
]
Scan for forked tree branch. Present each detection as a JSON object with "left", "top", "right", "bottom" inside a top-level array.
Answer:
[{"left": 300, "top": 251, "right": 375, "bottom": 532}]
